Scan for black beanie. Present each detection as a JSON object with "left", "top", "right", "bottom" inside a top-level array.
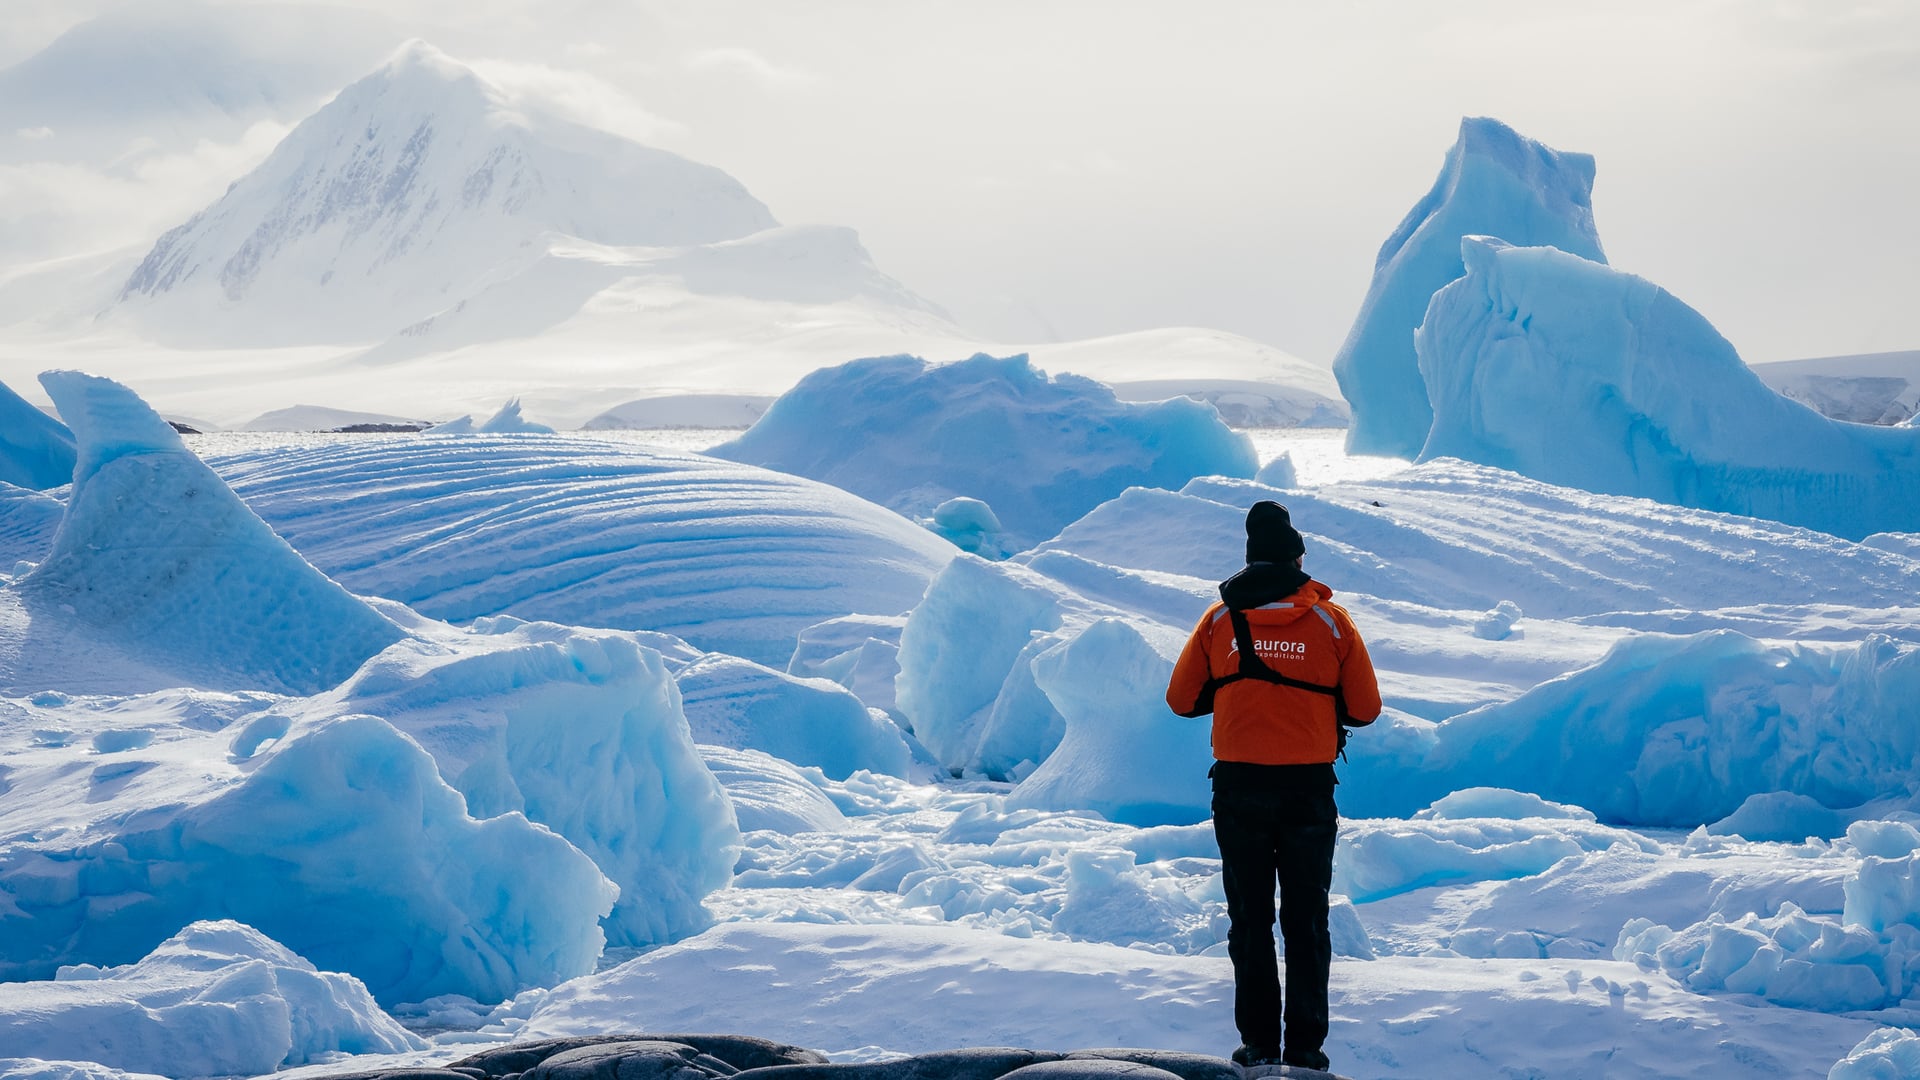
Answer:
[{"left": 1245, "top": 500, "right": 1305, "bottom": 564}]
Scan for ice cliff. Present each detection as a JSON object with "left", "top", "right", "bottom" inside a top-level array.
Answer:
[{"left": 1333, "top": 117, "right": 1606, "bottom": 458}]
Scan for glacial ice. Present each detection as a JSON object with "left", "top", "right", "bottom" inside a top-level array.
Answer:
[
  {"left": 1333, "top": 117, "right": 1606, "bottom": 457},
  {"left": 1416, "top": 237, "right": 1920, "bottom": 540},
  {"left": 0, "top": 379, "right": 75, "bottom": 490},
  {"left": 1830, "top": 1028, "right": 1920, "bottom": 1080},
  {"left": 323, "top": 616, "right": 740, "bottom": 948},
  {"left": 677, "top": 652, "right": 916, "bottom": 780},
  {"left": 709, "top": 353, "right": 1257, "bottom": 549},
  {"left": 787, "top": 614, "right": 907, "bottom": 718},
  {"left": 0, "top": 921, "right": 420, "bottom": 1075},
  {"left": 3, "top": 372, "right": 403, "bottom": 696},
  {"left": 699, "top": 745, "right": 847, "bottom": 834},
  {"left": 1355, "top": 631, "right": 1920, "bottom": 826},
  {"left": 210, "top": 433, "right": 955, "bottom": 666},
  {"left": 0, "top": 694, "right": 616, "bottom": 1005}
]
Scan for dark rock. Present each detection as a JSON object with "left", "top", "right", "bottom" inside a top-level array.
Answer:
[
  {"left": 733, "top": 1048, "right": 1063, "bottom": 1080},
  {"left": 527, "top": 1040, "right": 723, "bottom": 1080},
  {"left": 452, "top": 1035, "right": 827, "bottom": 1078},
  {"left": 298, "top": 1071, "right": 478, "bottom": 1080},
  {"left": 1001, "top": 1062, "right": 1186, "bottom": 1080},
  {"left": 1063, "top": 1050, "right": 1238, "bottom": 1080}
]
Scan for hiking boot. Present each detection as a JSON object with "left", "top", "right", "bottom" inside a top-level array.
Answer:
[
  {"left": 1283, "top": 1048, "right": 1332, "bottom": 1072},
  {"left": 1231, "top": 1044, "right": 1285, "bottom": 1068}
]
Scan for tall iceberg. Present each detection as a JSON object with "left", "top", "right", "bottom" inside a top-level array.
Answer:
[
  {"left": 1415, "top": 237, "right": 1920, "bottom": 540},
  {"left": 7, "top": 372, "right": 402, "bottom": 695},
  {"left": 1333, "top": 117, "right": 1606, "bottom": 458}
]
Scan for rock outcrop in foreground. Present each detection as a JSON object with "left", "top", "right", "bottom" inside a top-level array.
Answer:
[{"left": 315, "top": 1035, "right": 1353, "bottom": 1080}]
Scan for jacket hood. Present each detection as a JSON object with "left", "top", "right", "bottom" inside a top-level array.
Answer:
[{"left": 1219, "top": 561, "right": 1318, "bottom": 609}]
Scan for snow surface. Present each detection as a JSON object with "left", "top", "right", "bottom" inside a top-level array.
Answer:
[
  {"left": 1333, "top": 117, "right": 1607, "bottom": 458},
  {"left": 710, "top": 354, "right": 1258, "bottom": 549},
  {"left": 0, "top": 921, "right": 420, "bottom": 1075},
  {"left": 0, "top": 378, "right": 76, "bottom": 490},
  {"left": 1416, "top": 237, "right": 1920, "bottom": 540},
  {"left": 204, "top": 433, "right": 957, "bottom": 665}
]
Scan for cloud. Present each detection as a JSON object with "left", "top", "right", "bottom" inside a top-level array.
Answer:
[
  {"left": 466, "top": 58, "right": 681, "bottom": 143},
  {"left": 0, "top": 119, "right": 289, "bottom": 263},
  {"left": 682, "top": 47, "right": 816, "bottom": 89},
  {"left": 16, "top": 127, "right": 54, "bottom": 140}
]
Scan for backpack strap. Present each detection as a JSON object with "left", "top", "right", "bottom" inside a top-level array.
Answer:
[{"left": 1197, "top": 607, "right": 1353, "bottom": 761}]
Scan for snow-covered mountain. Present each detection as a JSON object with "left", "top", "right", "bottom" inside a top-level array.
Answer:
[
  {"left": 1750, "top": 349, "right": 1920, "bottom": 426},
  {"left": 114, "top": 41, "right": 926, "bottom": 347}
]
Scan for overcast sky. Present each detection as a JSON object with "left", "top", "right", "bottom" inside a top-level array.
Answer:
[{"left": 2, "top": 0, "right": 1916, "bottom": 364}]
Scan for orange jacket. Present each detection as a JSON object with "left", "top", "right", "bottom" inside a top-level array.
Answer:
[{"left": 1165, "top": 579, "right": 1382, "bottom": 765}]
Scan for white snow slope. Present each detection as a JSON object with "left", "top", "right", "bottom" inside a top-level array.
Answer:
[
  {"left": 1333, "top": 117, "right": 1607, "bottom": 459},
  {"left": 1416, "top": 237, "right": 1920, "bottom": 540}
]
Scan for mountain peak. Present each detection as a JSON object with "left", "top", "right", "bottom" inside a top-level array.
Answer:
[{"left": 116, "top": 42, "right": 778, "bottom": 345}]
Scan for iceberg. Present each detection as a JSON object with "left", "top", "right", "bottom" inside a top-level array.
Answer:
[
  {"left": 1416, "top": 237, "right": 1920, "bottom": 540},
  {"left": 0, "top": 692, "right": 617, "bottom": 1005},
  {"left": 709, "top": 353, "right": 1257, "bottom": 550},
  {"left": 0, "top": 378, "right": 75, "bottom": 490},
  {"left": 210, "top": 433, "right": 955, "bottom": 666},
  {"left": 322, "top": 616, "right": 740, "bottom": 948},
  {"left": 1009, "top": 618, "right": 1214, "bottom": 827},
  {"left": 3, "top": 372, "right": 402, "bottom": 696},
  {"left": 0, "top": 921, "right": 421, "bottom": 1076},
  {"left": 1333, "top": 117, "right": 1607, "bottom": 458},
  {"left": 676, "top": 652, "right": 916, "bottom": 780},
  {"left": 1353, "top": 631, "right": 1920, "bottom": 826},
  {"left": 424, "top": 397, "right": 557, "bottom": 434}
]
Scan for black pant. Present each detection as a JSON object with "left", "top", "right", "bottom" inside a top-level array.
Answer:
[{"left": 1211, "top": 760, "right": 1338, "bottom": 1058}]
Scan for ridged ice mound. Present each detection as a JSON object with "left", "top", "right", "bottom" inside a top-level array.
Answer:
[
  {"left": 1415, "top": 237, "right": 1920, "bottom": 540},
  {"left": 116, "top": 40, "right": 777, "bottom": 344},
  {"left": 4, "top": 371, "right": 403, "bottom": 694},
  {"left": 0, "top": 377, "right": 75, "bottom": 490},
  {"left": 209, "top": 435, "right": 956, "bottom": 666},
  {"left": 0, "top": 690, "right": 616, "bottom": 1005},
  {"left": 710, "top": 353, "right": 1258, "bottom": 551},
  {"left": 1333, "top": 117, "right": 1606, "bottom": 458}
]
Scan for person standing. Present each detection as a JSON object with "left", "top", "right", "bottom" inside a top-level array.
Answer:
[{"left": 1165, "top": 501, "right": 1382, "bottom": 1073}]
